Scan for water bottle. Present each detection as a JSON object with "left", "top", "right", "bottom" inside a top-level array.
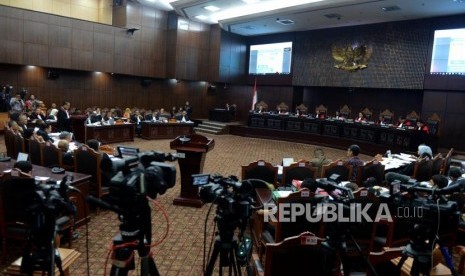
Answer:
[{"left": 387, "top": 150, "right": 392, "bottom": 159}]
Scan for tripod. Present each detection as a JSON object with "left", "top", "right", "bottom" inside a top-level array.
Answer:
[
  {"left": 108, "top": 199, "right": 159, "bottom": 276},
  {"left": 396, "top": 224, "right": 458, "bottom": 276}
]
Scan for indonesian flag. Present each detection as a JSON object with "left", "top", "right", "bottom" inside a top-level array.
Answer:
[{"left": 251, "top": 78, "right": 258, "bottom": 110}]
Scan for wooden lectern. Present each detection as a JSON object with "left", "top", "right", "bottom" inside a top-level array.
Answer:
[{"left": 170, "top": 134, "right": 215, "bottom": 207}]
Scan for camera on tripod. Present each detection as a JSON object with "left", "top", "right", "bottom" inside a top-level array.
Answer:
[{"left": 20, "top": 175, "right": 76, "bottom": 275}]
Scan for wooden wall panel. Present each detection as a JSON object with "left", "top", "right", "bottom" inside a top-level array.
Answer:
[
  {"left": 0, "top": 40, "right": 23, "bottom": 64},
  {"left": 72, "top": 29, "right": 93, "bottom": 51},
  {"left": 49, "top": 25, "right": 72, "bottom": 48},
  {"left": 93, "top": 32, "right": 114, "bottom": 52},
  {"left": 24, "top": 21, "right": 49, "bottom": 45},
  {"left": 23, "top": 43, "right": 49, "bottom": 66},
  {"left": 49, "top": 47, "right": 72, "bottom": 68},
  {"left": 0, "top": 17, "right": 24, "bottom": 41}
]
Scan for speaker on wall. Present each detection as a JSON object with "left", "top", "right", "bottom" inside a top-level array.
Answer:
[
  {"left": 141, "top": 79, "right": 152, "bottom": 87},
  {"left": 47, "top": 70, "right": 59, "bottom": 80}
]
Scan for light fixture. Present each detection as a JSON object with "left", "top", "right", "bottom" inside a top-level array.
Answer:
[
  {"left": 204, "top": 5, "right": 220, "bottom": 12},
  {"left": 195, "top": 15, "right": 208, "bottom": 20}
]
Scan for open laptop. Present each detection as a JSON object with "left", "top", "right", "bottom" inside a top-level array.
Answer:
[
  {"left": 17, "top": 152, "right": 29, "bottom": 161},
  {"left": 117, "top": 146, "right": 140, "bottom": 159}
]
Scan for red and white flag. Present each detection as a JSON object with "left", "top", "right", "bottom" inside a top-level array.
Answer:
[{"left": 251, "top": 78, "right": 258, "bottom": 110}]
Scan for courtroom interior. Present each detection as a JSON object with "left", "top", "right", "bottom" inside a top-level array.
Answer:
[{"left": 1, "top": 0, "right": 465, "bottom": 275}]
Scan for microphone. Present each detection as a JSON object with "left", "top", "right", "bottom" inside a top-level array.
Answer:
[
  {"left": 86, "top": 195, "right": 124, "bottom": 215},
  {"left": 400, "top": 183, "right": 438, "bottom": 195},
  {"left": 437, "top": 180, "right": 465, "bottom": 195}
]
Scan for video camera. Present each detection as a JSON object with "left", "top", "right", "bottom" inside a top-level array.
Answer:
[{"left": 103, "top": 150, "right": 177, "bottom": 211}]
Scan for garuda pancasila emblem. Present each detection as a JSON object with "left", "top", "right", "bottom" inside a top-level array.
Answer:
[{"left": 332, "top": 45, "right": 372, "bottom": 72}]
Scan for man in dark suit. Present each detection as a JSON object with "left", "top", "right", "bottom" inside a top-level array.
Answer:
[
  {"left": 130, "top": 110, "right": 143, "bottom": 136},
  {"left": 57, "top": 101, "right": 71, "bottom": 132}
]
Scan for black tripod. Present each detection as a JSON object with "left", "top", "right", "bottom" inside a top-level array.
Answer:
[
  {"left": 204, "top": 214, "right": 251, "bottom": 276},
  {"left": 108, "top": 198, "right": 160, "bottom": 276}
]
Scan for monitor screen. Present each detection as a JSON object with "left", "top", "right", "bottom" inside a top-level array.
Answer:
[
  {"left": 430, "top": 28, "right": 465, "bottom": 75},
  {"left": 17, "top": 152, "right": 29, "bottom": 161},
  {"left": 117, "top": 146, "right": 140, "bottom": 159},
  {"left": 248, "top": 41, "right": 292, "bottom": 75},
  {"left": 192, "top": 174, "right": 210, "bottom": 186}
]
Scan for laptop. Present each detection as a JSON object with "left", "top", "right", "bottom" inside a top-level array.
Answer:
[
  {"left": 117, "top": 146, "right": 140, "bottom": 159},
  {"left": 17, "top": 152, "right": 29, "bottom": 161}
]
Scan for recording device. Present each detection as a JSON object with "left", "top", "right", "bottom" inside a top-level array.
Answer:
[
  {"left": 197, "top": 174, "right": 255, "bottom": 274},
  {"left": 315, "top": 177, "right": 354, "bottom": 200},
  {"left": 21, "top": 175, "right": 76, "bottom": 275}
]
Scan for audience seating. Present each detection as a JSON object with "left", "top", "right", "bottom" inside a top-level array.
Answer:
[
  {"left": 281, "top": 162, "right": 317, "bottom": 187},
  {"left": 321, "top": 159, "right": 353, "bottom": 181},
  {"left": 12, "top": 134, "right": 26, "bottom": 160},
  {"left": 252, "top": 232, "right": 336, "bottom": 276},
  {"left": 241, "top": 160, "right": 278, "bottom": 187},
  {"left": 432, "top": 153, "right": 443, "bottom": 175},
  {"left": 356, "top": 159, "right": 385, "bottom": 186},
  {"left": 440, "top": 148, "right": 453, "bottom": 175},
  {"left": 41, "top": 141, "right": 62, "bottom": 168},
  {"left": 28, "top": 138, "right": 43, "bottom": 166},
  {"left": 412, "top": 158, "right": 433, "bottom": 182}
]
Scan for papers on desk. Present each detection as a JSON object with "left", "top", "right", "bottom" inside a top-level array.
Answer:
[
  {"left": 380, "top": 153, "right": 416, "bottom": 171},
  {"left": 272, "top": 190, "right": 293, "bottom": 201}
]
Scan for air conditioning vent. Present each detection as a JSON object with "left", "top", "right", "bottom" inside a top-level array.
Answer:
[{"left": 276, "top": 19, "right": 295, "bottom": 25}]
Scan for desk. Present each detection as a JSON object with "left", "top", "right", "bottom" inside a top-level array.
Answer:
[
  {"left": 85, "top": 123, "right": 135, "bottom": 144},
  {"left": 380, "top": 153, "right": 417, "bottom": 171},
  {"left": 3, "top": 248, "right": 81, "bottom": 276},
  {"left": 247, "top": 114, "right": 438, "bottom": 154},
  {"left": 209, "top": 109, "right": 234, "bottom": 122},
  {"left": 0, "top": 160, "right": 91, "bottom": 227},
  {"left": 141, "top": 122, "right": 194, "bottom": 139}
]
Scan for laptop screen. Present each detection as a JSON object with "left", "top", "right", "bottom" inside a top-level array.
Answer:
[
  {"left": 117, "top": 146, "right": 140, "bottom": 158},
  {"left": 17, "top": 152, "right": 29, "bottom": 161}
]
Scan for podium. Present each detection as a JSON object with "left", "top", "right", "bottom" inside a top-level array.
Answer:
[{"left": 170, "top": 134, "right": 215, "bottom": 207}]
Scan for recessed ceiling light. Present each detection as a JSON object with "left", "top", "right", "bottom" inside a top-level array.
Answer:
[
  {"left": 146, "top": 0, "right": 156, "bottom": 2},
  {"left": 195, "top": 15, "right": 209, "bottom": 20},
  {"left": 204, "top": 5, "right": 220, "bottom": 12},
  {"left": 242, "top": 0, "right": 260, "bottom": 3}
]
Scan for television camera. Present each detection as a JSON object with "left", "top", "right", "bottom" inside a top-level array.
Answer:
[
  {"left": 20, "top": 174, "right": 76, "bottom": 276},
  {"left": 86, "top": 150, "right": 176, "bottom": 276},
  {"left": 389, "top": 181, "right": 461, "bottom": 276},
  {"left": 195, "top": 174, "right": 255, "bottom": 276}
]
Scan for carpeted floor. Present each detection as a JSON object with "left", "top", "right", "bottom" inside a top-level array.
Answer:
[{"left": 0, "top": 134, "right": 365, "bottom": 275}]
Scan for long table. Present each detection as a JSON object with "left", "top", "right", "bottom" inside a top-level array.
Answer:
[
  {"left": 141, "top": 122, "right": 194, "bottom": 139},
  {"left": 85, "top": 123, "right": 135, "bottom": 144},
  {"left": 244, "top": 114, "right": 438, "bottom": 154},
  {"left": 0, "top": 160, "right": 91, "bottom": 227},
  {"left": 209, "top": 109, "right": 234, "bottom": 122}
]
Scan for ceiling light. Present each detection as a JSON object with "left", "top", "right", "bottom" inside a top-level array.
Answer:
[
  {"left": 204, "top": 5, "right": 220, "bottom": 12},
  {"left": 195, "top": 15, "right": 208, "bottom": 20},
  {"left": 381, "top": 5, "right": 401, "bottom": 12},
  {"left": 242, "top": 0, "right": 261, "bottom": 3},
  {"left": 212, "top": 0, "right": 323, "bottom": 22},
  {"left": 146, "top": 0, "right": 156, "bottom": 2}
]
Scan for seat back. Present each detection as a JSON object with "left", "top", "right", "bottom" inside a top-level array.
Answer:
[
  {"left": 27, "top": 138, "right": 43, "bottom": 166},
  {"left": 74, "top": 144, "right": 104, "bottom": 198},
  {"left": 339, "top": 105, "right": 351, "bottom": 118},
  {"left": 315, "top": 104, "right": 327, "bottom": 117},
  {"left": 241, "top": 160, "right": 278, "bottom": 187},
  {"left": 380, "top": 109, "right": 394, "bottom": 124},
  {"left": 4, "top": 129, "right": 16, "bottom": 158},
  {"left": 276, "top": 102, "right": 288, "bottom": 112},
  {"left": 357, "top": 159, "right": 385, "bottom": 186},
  {"left": 321, "top": 160, "right": 353, "bottom": 182},
  {"left": 281, "top": 162, "right": 318, "bottom": 187},
  {"left": 255, "top": 101, "right": 268, "bottom": 111},
  {"left": 440, "top": 148, "right": 453, "bottom": 175},
  {"left": 412, "top": 159, "right": 433, "bottom": 182},
  {"left": 13, "top": 134, "right": 26, "bottom": 160},
  {"left": 275, "top": 189, "right": 325, "bottom": 241},
  {"left": 432, "top": 153, "right": 443, "bottom": 175},
  {"left": 262, "top": 232, "right": 335, "bottom": 276},
  {"left": 348, "top": 188, "right": 379, "bottom": 252},
  {"left": 427, "top": 112, "right": 441, "bottom": 136},
  {"left": 41, "top": 141, "right": 62, "bottom": 168},
  {"left": 406, "top": 110, "right": 420, "bottom": 125},
  {"left": 361, "top": 107, "right": 373, "bottom": 121},
  {"left": 295, "top": 104, "right": 308, "bottom": 114}
]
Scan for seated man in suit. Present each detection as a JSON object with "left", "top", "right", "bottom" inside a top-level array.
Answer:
[
  {"left": 416, "top": 120, "right": 429, "bottom": 134},
  {"left": 176, "top": 110, "right": 190, "bottom": 122},
  {"left": 346, "top": 144, "right": 364, "bottom": 182},
  {"left": 36, "top": 122, "right": 54, "bottom": 143},
  {"left": 29, "top": 107, "right": 46, "bottom": 122},
  {"left": 130, "top": 110, "right": 143, "bottom": 136},
  {"left": 57, "top": 139, "right": 75, "bottom": 167},
  {"left": 385, "top": 144, "right": 433, "bottom": 184}
]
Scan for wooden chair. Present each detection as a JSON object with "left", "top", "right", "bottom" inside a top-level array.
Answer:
[
  {"left": 28, "top": 138, "right": 43, "bottom": 166},
  {"left": 367, "top": 247, "right": 404, "bottom": 276},
  {"left": 427, "top": 112, "right": 441, "bottom": 136},
  {"left": 380, "top": 109, "right": 394, "bottom": 124},
  {"left": 99, "top": 144, "right": 116, "bottom": 156},
  {"left": 255, "top": 101, "right": 268, "bottom": 111},
  {"left": 276, "top": 102, "right": 288, "bottom": 113},
  {"left": 321, "top": 159, "right": 353, "bottom": 182},
  {"left": 315, "top": 104, "right": 327, "bottom": 117},
  {"left": 440, "top": 148, "right": 453, "bottom": 175},
  {"left": 406, "top": 110, "right": 420, "bottom": 125},
  {"left": 41, "top": 141, "right": 62, "bottom": 168},
  {"left": 412, "top": 158, "right": 433, "bottom": 182},
  {"left": 13, "top": 134, "right": 26, "bottom": 160},
  {"left": 241, "top": 160, "right": 278, "bottom": 187},
  {"left": 432, "top": 153, "right": 443, "bottom": 175},
  {"left": 339, "top": 104, "right": 351, "bottom": 118},
  {"left": 349, "top": 188, "right": 379, "bottom": 253},
  {"left": 295, "top": 103, "right": 308, "bottom": 115},
  {"left": 361, "top": 107, "right": 373, "bottom": 121},
  {"left": 253, "top": 232, "right": 335, "bottom": 276},
  {"left": 281, "top": 162, "right": 318, "bottom": 187},
  {"left": 357, "top": 159, "right": 385, "bottom": 186},
  {"left": 74, "top": 145, "right": 108, "bottom": 204},
  {"left": 4, "top": 129, "right": 16, "bottom": 158}
]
